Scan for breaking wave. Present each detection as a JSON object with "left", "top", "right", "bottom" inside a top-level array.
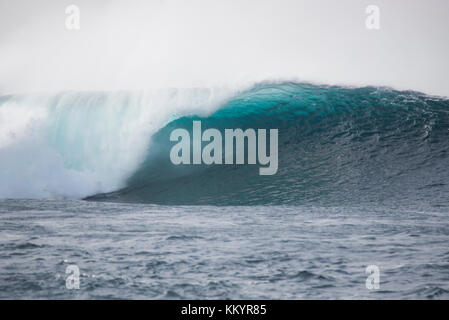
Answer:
[{"left": 1, "top": 82, "right": 448, "bottom": 206}]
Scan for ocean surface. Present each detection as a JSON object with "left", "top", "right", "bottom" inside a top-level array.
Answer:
[
  {"left": 1, "top": 82, "right": 448, "bottom": 299},
  {"left": 0, "top": 200, "right": 449, "bottom": 299}
]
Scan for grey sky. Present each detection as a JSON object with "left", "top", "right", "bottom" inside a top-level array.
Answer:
[{"left": 0, "top": 0, "right": 448, "bottom": 96}]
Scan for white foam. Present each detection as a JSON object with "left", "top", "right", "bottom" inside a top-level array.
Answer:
[{"left": 0, "top": 88, "right": 237, "bottom": 199}]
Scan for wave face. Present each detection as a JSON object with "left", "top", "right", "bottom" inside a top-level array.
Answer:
[{"left": 87, "top": 82, "right": 449, "bottom": 207}]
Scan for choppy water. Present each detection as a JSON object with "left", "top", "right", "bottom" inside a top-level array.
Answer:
[{"left": 1, "top": 199, "right": 448, "bottom": 299}]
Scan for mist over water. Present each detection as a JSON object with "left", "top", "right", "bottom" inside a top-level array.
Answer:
[{"left": 1, "top": 0, "right": 449, "bottom": 96}]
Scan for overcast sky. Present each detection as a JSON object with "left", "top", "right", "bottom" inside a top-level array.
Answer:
[{"left": 0, "top": 0, "right": 448, "bottom": 96}]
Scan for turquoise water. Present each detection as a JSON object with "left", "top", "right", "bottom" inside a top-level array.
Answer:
[{"left": 92, "top": 83, "right": 449, "bottom": 207}]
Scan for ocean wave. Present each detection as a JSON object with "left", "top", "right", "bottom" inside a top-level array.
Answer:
[{"left": 1, "top": 82, "right": 448, "bottom": 205}]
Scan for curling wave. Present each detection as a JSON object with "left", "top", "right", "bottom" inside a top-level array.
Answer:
[{"left": 1, "top": 82, "right": 448, "bottom": 206}]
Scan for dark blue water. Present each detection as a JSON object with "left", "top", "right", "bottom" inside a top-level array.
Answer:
[{"left": 0, "top": 200, "right": 448, "bottom": 299}]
